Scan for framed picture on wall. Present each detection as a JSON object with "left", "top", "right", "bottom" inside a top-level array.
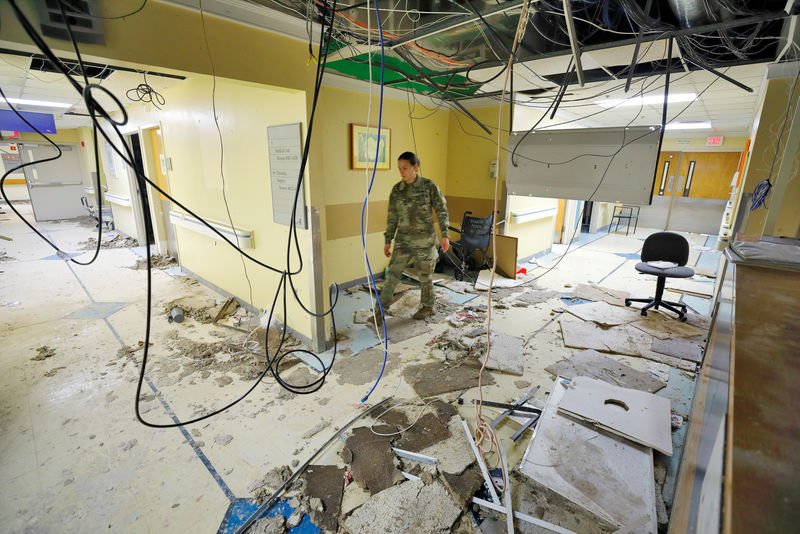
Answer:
[{"left": 350, "top": 124, "right": 391, "bottom": 170}]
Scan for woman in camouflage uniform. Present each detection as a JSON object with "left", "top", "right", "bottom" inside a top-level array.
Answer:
[{"left": 377, "top": 151, "right": 450, "bottom": 323}]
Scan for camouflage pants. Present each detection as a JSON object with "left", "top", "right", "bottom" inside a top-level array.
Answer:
[{"left": 379, "top": 245, "right": 438, "bottom": 308}]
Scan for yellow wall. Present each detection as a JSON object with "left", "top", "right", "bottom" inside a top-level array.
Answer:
[
  {"left": 120, "top": 76, "right": 316, "bottom": 338},
  {"left": 593, "top": 202, "right": 615, "bottom": 229},
  {"left": 505, "top": 195, "right": 557, "bottom": 257},
  {"left": 315, "top": 86, "right": 451, "bottom": 286},
  {"left": 446, "top": 104, "right": 509, "bottom": 229}
]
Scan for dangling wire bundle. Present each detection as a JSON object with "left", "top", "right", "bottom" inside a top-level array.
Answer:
[
  {"left": 750, "top": 179, "right": 771, "bottom": 211},
  {"left": 126, "top": 72, "right": 166, "bottom": 109}
]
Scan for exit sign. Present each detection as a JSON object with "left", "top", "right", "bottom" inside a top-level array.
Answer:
[{"left": 706, "top": 136, "right": 724, "bottom": 146}]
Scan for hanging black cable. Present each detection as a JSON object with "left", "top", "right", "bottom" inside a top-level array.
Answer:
[{"left": 5, "top": 0, "right": 343, "bottom": 428}]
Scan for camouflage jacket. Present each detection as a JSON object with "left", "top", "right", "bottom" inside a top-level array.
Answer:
[{"left": 385, "top": 176, "right": 449, "bottom": 248}]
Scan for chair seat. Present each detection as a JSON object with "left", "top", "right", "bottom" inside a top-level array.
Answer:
[{"left": 634, "top": 262, "right": 694, "bottom": 278}]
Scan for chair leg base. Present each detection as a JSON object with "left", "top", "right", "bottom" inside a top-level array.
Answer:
[{"left": 625, "top": 297, "right": 688, "bottom": 321}]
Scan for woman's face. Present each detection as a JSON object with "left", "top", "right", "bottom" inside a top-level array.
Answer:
[{"left": 398, "top": 159, "right": 419, "bottom": 184}]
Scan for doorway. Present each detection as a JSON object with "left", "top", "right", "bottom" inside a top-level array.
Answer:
[
  {"left": 125, "top": 132, "right": 155, "bottom": 246},
  {"left": 20, "top": 143, "right": 86, "bottom": 221},
  {"left": 638, "top": 150, "right": 740, "bottom": 234},
  {"left": 581, "top": 201, "right": 594, "bottom": 233}
]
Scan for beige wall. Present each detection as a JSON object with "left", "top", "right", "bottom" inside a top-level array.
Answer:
[
  {"left": 505, "top": 195, "right": 557, "bottom": 258},
  {"left": 737, "top": 75, "right": 800, "bottom": 237}
]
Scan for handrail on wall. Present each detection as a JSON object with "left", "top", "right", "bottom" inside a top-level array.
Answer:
[
  {"left": 509, "top": 206, "right": 558, "bottom": 225},
  {"left": 168, "top": 210, "right": 253, "bottom": 249}
]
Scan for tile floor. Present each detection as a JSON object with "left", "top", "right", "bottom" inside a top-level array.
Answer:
[{"left": 0, "top": 203, "right": 720, "bottom": 533}]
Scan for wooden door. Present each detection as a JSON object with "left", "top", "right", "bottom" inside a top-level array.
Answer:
[
  {"left": 654, "top": 151, "right": 681, "bottom": 197},
  {"left": 678, "top": 151, "right": 741, "bottom": 199}
]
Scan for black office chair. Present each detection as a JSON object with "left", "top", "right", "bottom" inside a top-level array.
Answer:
[
  {"left": 446, "top": 211, "right": 494, "bottom": 280},
  {"left": 625, "top": 231, "right": 695, "bottom": 321}
]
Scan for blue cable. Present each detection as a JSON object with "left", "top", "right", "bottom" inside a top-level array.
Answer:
[
  {"left": 360, "top": 1, "right": 387, "bottom": 403},
  {"left": 750, "top": 179, "right": 771, "bottom": 211}
]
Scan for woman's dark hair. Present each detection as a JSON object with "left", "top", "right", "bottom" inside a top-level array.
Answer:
[{"left": 398, "top": 151, "right": 420, "bottom": 166}]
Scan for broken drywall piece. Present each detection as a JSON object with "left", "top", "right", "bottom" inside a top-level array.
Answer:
[
  {"left": 693, "top": 267, "right": 717, "bottom": 278},
  {"left": 666, "top": 278, "right": 715, "bottom": 297},
  {"left": 545, "top": 349, "right": 666, "bottom": 393},
  {"left": 341, "top": 427, "right": 404, "bottom": 495},
  {"left": 571, "top": 283, "right": 630, "bottom": 306},
  {"left": 519, "top": 379, "right": 657, "bottom": 534},
  {"left": 559, "top": 319, "right": 649, "bottom": 357},
  {"left": 474, "top": 269, "right": 526, "bottom": 290},
  {"left": 515, "top": 289, "right": 559, "bottom": 305},
  {"left": 484, "top": 332, "right": 525, "bottom": 375},
  {"left": 564, "top": 300, "right": 641, "bottom": 326},
  {"left": 384, "top": 317, "right": 433, "bottom": 343},
  {"left": 394, "top": 411, "right": 452, "bottom": 452},
  {"left": 442, "top": 470, "right": 484, "bottom": 509},
  {"left": 651, "top": 337, "right": 704, "bottom": 363},
  {"left": 403, "top": 360, "right": 495, "bottom": 397},
  {"left": 417, "top": 416, "right": 475, "bottom": 475},
  {"left": 343, "top": 480, "right": 461, "bottom": 534},
  {"left": 303, "top": 465, "right": 346, "bottom": 533},
  {"left": 558, "top": 376, "right": 673, "bottom": 456},
  {"left": 334, "top": 347, "right": 400, "bottom": 386},
  {"left": 630, "top": 312, "right": 705, "bottom": 340}
]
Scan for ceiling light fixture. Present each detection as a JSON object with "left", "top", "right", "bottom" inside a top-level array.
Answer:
[
  {"left": 594, "top": 93, "right": 697, "bottom": 108},
  {"left": 665, "top": 121, "right": 712, "bottom": 130},
  {"left": 1, "top": 97, "right": 72, "bottom": 109}
]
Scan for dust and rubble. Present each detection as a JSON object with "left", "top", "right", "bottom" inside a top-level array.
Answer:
[
  {"left": 80, "top": 234, "right": 139, "bottom": 250},
  {"left": 131, "top": 254, "right": 177, "bottom": 270},
  {"left": 30, "top": 345, "right": 56, "bottom": 361}
]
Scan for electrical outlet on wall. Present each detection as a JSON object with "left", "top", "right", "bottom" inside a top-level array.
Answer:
[{"left": 489, "top": 160, "right": 498, "bottom": 179}]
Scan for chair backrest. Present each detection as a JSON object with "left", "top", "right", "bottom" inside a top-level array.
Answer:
[
  {"left": 640, "top": 231, "right": 690, "bottom": 265},
  {"left": 459, "top": 211, "right": 494, "bottom": 250}
]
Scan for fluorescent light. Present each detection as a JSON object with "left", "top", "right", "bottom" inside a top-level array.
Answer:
[
  {"left": 1, "top": 97, "right": 72, "bottom": 109},
  {"left": 594, "top": 93, "right": 697, "bottom": 108},
  {"left": 665, "top": 121, "right": 712, "bottom": 130}
]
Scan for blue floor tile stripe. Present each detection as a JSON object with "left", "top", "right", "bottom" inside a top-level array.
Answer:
[
  {"left": 63, "top": 259, "right": 238, "bottom": 503},
  {"left": 217, "top": 499, "right": 319, "bottom": 534}
]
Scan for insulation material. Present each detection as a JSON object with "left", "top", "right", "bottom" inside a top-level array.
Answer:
[
  {"left": 520, "top": 379, "right": 657, "bottom": 533},
  {"left": 558, "top": 376, "right": 673, "bottom": 456}
]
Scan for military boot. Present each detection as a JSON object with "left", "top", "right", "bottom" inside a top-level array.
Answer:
[{"left": 412, "top": 306, "right": 434, "bottom": 320}]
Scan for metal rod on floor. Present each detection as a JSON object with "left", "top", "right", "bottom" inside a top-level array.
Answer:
[{"left": 235, "top": 397, "right": 393, "bottom": 534}]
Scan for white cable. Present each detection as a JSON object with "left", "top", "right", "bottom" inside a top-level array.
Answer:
[
  {"left": 369, "top": 396, "right": 438, "bottom": 437},
  {"left": 361, "top": 0, "right": 388, "bottom": 345}
]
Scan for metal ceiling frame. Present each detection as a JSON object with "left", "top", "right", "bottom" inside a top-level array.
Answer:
[{"left": 447, "top": 10, "right": 794, "bottom": 77}]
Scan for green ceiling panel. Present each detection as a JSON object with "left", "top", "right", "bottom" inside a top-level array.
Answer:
[{"left": 325, "top": 49, "right": 483, "bottom": 98}]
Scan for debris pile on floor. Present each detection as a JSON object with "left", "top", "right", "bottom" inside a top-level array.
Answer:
[
  {"left": 131, "top": 254, "right": 176, "bottom": 270},
  {"left": 80, "top": 234, "right": 139, "bottom": 250},
  {"left": 30, "top": 345, "right": 56, "bottom": 361}
]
